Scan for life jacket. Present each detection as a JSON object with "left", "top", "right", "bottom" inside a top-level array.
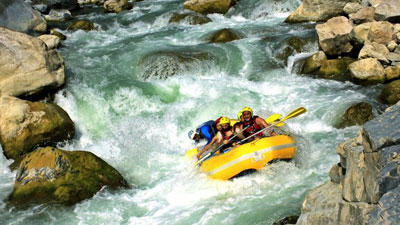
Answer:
[
  {"left": 196, "top": 120, "right": 218, "bottom": 137},
  {"left": 242, "top": 116, "right": 263, "bottom": 137},
  {"left": 220, "top": 125, "right": 234, "bottom": 140}
]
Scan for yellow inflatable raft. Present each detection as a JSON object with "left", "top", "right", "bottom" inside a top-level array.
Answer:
[{"left": 189, "top": 135, "right": 296, "bottom": 180}]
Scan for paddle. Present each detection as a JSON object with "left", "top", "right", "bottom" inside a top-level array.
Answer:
[
  {"left": 196, "top": 125, "right": 250, "bottom": 166},
  {"left": 237, "top": 107, "right": 306, "bottom": 145}
]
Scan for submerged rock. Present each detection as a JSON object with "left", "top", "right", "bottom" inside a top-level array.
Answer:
[
  {"left": 0, "top": 27, "right": 65, "bottom": 98},
  {"left": 209, "top": 28, "right": 241, "bottom": 43},
  {"left": 183, "top": 0, "right": 233, "bottom": 14},
  {"left": 103, "top": 0, "right": 132, "bottom": 13},
  {"left": 0, "top": 96, "right": 75, "bottom": 161},
  {"left": 337, "top": 102, "right": 374, "bottom": 128},
  {"left": 50, "top": 29, "right": 67, "bottom": 40},
  {"left": 8, "top": 147, "right": 129, "bottom": 205},
  {"left": 169, "top": 12, "right": 211, "bottom": 25},
  {"left": 137, "top": 51, "right": 215, "bottom": 80},
  {"left": 0, "top": 0, "right": 47, "bottom": 33},
  {"left": 275, "top": 36, "right": 316, "bottom": 66},
  {"left": 379, "top": 80, "right": 400, "bottom": 105},
  {"left": 67, "top": 20, "right": 96, "bottom": 31}
]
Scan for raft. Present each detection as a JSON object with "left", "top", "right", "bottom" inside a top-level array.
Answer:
[{"left": 192, "top": 135, "right": 296, "bottom": 180}]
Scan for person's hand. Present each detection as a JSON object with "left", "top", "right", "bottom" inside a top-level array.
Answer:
[
  {"left": 223, "top": 140, "right": 229, "bottom": 145},
  {"left": 232, "top": 142, "right": 237, "bottom": 146},
  {"left": 197, "top": 153, "right": 202, "bottom": 160}
]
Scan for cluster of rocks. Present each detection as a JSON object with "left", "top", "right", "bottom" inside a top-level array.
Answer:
[{"left": 0, "top": 2, "right": 129, "bottom": 205}]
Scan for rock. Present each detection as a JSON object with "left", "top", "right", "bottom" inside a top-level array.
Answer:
[
  {"left": 0, "top": 0, "right": 47, "bottom": 33},
  {"left": 32, "top": 4, "right": 49, "bottom": 13},
  {"left": 44, "top": 9, "right": 72, "bottom": 21},
  {"left": 0, "top": 96, "right": 75, "bottom": 161},
  {"left": 344, "top": 2, "right": 363, "bottom": 15},
  {"left": 31, "top": 0, "right": 78, "bottom": 11},
  {"left": 329, "top": 163, "right": 345, "bottom": 184},
  {"left": 296, "top": 181, "right": 375, "bottom": 225},
  {"left": 374, "top": 0, "right": 400, "bottom": 23},
  {"left": 50, "top": 29, "right": 67, "bottom": 40},
  {"left": 385, "top": 65, "right": 400, "bottom": 81},
  {"left": 183, "top": 0, "right": 233, "bottom": 15},
  {"left": 209, "top": 28, "right": 241, "bottom": 43},
  {"left": 38, "top": 35, "right": 61, "bottom": 49},
  {"left": 358, "top": 41, "right": 389, "bottom": 63},
  {"left": 78, "top": 0, "right": 104, "bottom": 5},
  {"left": 285, "top": 0, "right": 358, "bottom": 23},
  {"left": 368, "top": 187, "right": 400, "bottom": 225},
  {"left": 67, "top": 20, "right": 96, "bottom": 31},
  {"left": 349, "top": 58, "right": 385, "bottom": 84},
  {"left": 276, "top": 36, "right": 315, "bottom": 66},
  {"left": 337, "top": 102, "right": 374, "bottom": 128},
  {"left": 387, "top": 52, "right": 400, "bottom": 62},
  {"left": 387, "top": 40, "right": 397, "bottom": 51},
  {"left": 273, "top": 215, "right": 299, "bottom": 225},
  {"left": 394, "top": 24, "right": 400, "bottom": 33},
  {"left": 169, "top": 12, "right": 212, "bottom": 25},
  {"left": 380, "top": 80, "right": 400, "bottom": 105},
  {"left": 315, "top": 16, "right": 353, "bottom": 56},
  {"left": 8, "top": 147, "right": 129, "bottom": 205},
  {"left": 137, "top": 51, "right": 215, "bottom": 80},
  {"left": 302, "top": 51, "right": 327, "bottom": 74},
  {"left": 349, "top": 7, "right": 375, "bottom": 24},
  {"left": 367, "top": 21, "right": 394, "bottom": 45},
  {"left": 351, "top": 22, "right": 375, "bottom": 44},
  {"left": 0, "top": 27, "right": 65, "bottom": 98},
  {"left": 103, "top": 0, "right": 132, "bottom": 13},
  {"left": 369, "top": 0, "right": 384, "bottom": 7},
  {"left": 313, "top": 58, "right": 356, "bottom": 81}
]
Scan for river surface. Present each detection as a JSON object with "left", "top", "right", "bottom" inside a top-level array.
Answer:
[{"left": 0, "top": 0, "right": 385, "bottom": 224}]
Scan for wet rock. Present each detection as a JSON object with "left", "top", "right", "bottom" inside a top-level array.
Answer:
[
  {"left": 380, "top": 80, "right": 400, "bottom": 105},
  {"left": 367, "top": 21, "right": 394, "bottom": 45},
  {"left": 104, "top": 0, "right": 132, "bottom": 13},
  {"left": 312, "top": 58, "right": 356, "bottom": 81},
  {"left": 169, "top": 12, "right": 211, "bottom": 25},
  {"left": 183, "top": 0, "right": 233, "bottom": 15},
  {"left": 302, "top": 51, "right": 327, "bottom": 74},
  {"left": 359, "top": 41, "right": 389, "bottom": 63},
  {"left": 285, "top": 0, "right": 357, "bottom": 23},
  {"left": 316, "top": 16, "right": 353, "bottom": 56},
  {"left": 0, "top": 96, "right": 75, "bottom": 161},
  {"left": 38, "top": 34, "right": 61, "bottom": 49},
  {"left": 138, "top": 50, "right": 215, "bottom": 80},
  {"left": 50, "top": 29, "right": 67, "bottom": 40},
  {"left": 385, "top": 65, "right": 400, "bottom": 81},
  {"left": 344, "top": 2, "right": 363, "bottom": 15},
  {"left": 8, "top": 147, "right": 129, "bottom": 205},
  {"left": 349, "top": 7, "right": 375, "bottom": 24},
  {"left": 44, "top": 9, "right": 72, "bottom": 21},
  {"left": 0, "top": 27, "right": 65, "bottom": 98},
  {"left": 0, "top": 0, "right": 47, "bottom": 33},
  {"left": 349, "top": 58, "right": 385, "bottom": 84},
  {"left": 374, "top": 0, "right": 400, "bottom": 23},
  {"left": 67, "top": 20, "right": 96, "bottom": 31},
  {"left": 209, "top": 28, "right": 241, "bottom": 43},
  {"left": 273, "top": 215, "right": 298, "bottom": 225},
  {"left": 275, "top": 36, "right": 315, "bottom": 66},
  {"left": 337, "top": 102, "right": 374, "bottom": 128},
  {"left": 31, "top": 0, "right": 78, "bottom": 11}
]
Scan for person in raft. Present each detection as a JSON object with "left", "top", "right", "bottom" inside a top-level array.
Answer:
[
  {"left": 196, "top": 117, "right": 237, "bottom": 159},
  {"left": 235, "top": 106, "right": 275, "bottom": 141},
  {"left": 188, "top": 117, "right": 222, "bottom": 146}
]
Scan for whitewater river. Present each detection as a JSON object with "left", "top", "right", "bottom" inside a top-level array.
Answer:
[{"left": 0, "top": 0, "right": 385, "bottom": 224}]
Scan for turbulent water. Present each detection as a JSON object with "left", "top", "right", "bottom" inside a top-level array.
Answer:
[{"left": 0, "top": 0, "right": 386, "bottom": 224}]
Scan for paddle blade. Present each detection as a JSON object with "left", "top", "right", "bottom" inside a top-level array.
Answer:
[
  {"left": 185, "top": 148, "right": 198, "bottom": 159},
  {"left": 265, "top": 113, "right": 284, "bottom": 127},
  {"left": 281, "top": 107, "right": 306, "bottom": 121}
]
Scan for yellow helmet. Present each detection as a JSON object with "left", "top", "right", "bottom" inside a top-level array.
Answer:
[
  {"left": 219, "top": 116, "right": 230, "bottom": 125},
  {"left": 237, "top": 111, "right": 243, "bottom": 120},
  {"left": 241, "top": 106, "right": 253, "bottom": 116}
]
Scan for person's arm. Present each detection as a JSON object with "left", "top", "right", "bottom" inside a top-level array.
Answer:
[
  {"left": 234, "top": 123, "right": 245, "bottom": 140},
  {"left": 200, "top": 126, "right": 213, "bottom": 145},
  {"left": 197, "top": 133, "right": 221, "bottom": 159},
  {"left": 256, "top": 117, "right": 276, "bottom": 136}
]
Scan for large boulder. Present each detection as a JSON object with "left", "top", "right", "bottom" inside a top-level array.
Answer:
[
  {"left": 337, "top": 102, "right": 374, "bottom": 128},
  {"left": 349, "top": 7, "right": 375, "bottom": 24},
  {"left": 349, "top": 58, "right": 386, "bottom": 84},
  {"left": 351, "top": 21, "right": 394, "bottom": 45},
  {"left": 31, "top": 0, "right": 78, "bottom": 11},
  {"left": 302, "top": 51, "right": 327, "bottom": 74},
  {"left": 358, "top": 41, "right": 390, "bottom": 63},
  {"left": 304, "top": 58, "right": 356, "bottom": 81},
  {"left": 8, "top": 147, "right": 129, "bottom": 205},
  {"left": 374, "top": 0, "right": 400, "bottom": 22},
  {"left": 137, "top": 50, "right": 215, "bottom": 80},
  {"left": 0, "top": 0, "right": 47, "bottom": 33},
  {"left": 103, "top": 0, "right": 132, "bottom": 13},
  {"left": 209, "top": 28, "right": 241, "bottom": 43},
  {"left": 315, "top": 16, "right": 353, "bottom": 56},
  {"left": 183, "top": 0, "right": 233, "bottom": 15},
  {"left": 0, "top": 27, "right": 65, "bottom": 98},
  {"left": 285, "top": 0, "right": 358, "bottom": 23},
  {"left": 0, "top": 96, "right": 75, "bottom": 161},
  {"left": 379, "top": 80, "right": 400, "bottom": 105}
]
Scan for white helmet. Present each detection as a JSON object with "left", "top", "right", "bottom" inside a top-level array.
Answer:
[{"left": 188, "top": 130, "right": 197, "bottom": 139}]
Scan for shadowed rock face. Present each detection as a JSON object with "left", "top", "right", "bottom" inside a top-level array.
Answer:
[
  {"left": 8, "top": 147, "right": 129, "bottom": 205},
  {"left": 380, "top": 80, "right": 400, "bottom": 105},
  {"left": 32, "top": 0, "right": 79, "bottom": 11},
  {"left": 337, "top": 102, "right": 374, "bottom": 128},
  {"left": 0, "top": 0, "right": 47, "bottom": 33}
]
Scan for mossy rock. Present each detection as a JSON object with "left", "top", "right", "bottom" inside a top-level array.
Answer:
[
  {"left": 302, "top": 51, "right": 327, "bottom": 74},
  {"left": 8, "top": 147, "right": 129, "bottom": 206},
  {"left": 67, "top": 20, "right": 96, "bottom": 31},
  {"left": 169, "top": 12, "right": 211, "bottom": 25},
  {"left": 380, "top": 80, "right": 400, "bottom": 105},
  {"left": 304, "top": 57, "right": 356, "bottom": 81},
  {"left": 336, "top": 102, "right": 374, "bottom": 128},
  {"left": 209, "top": 28, "right": 241, "bottom": 43}
]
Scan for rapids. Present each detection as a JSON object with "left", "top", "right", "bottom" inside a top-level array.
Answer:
[{"left": 0, "top": 0, "right": 385, "bottom": 224}]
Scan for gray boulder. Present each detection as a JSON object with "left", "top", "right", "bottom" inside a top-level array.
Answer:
[
  {"left": 0, "top": 0, "right": 47, "bottom": 33},
  {"left": 374, "top": 0, "right": 400, "bottom": 22}
]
